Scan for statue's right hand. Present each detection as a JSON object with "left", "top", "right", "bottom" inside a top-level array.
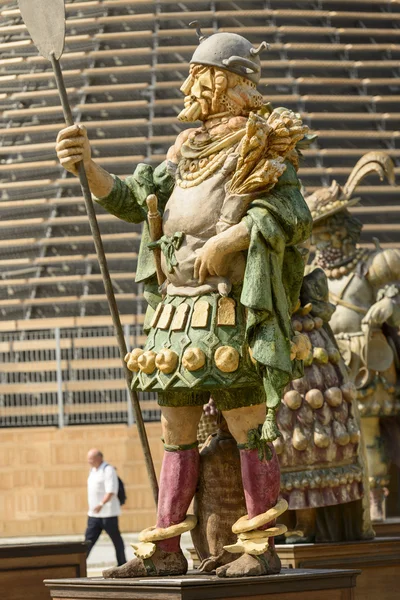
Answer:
[
  {"left": 55, "top": 124, "right": 91, "bottom": 176},
  {"left": 362, "top": 295, "right": 394, "bottom": 327}
]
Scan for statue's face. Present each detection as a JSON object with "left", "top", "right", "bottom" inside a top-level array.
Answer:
[
  {"left": 178, "top": 66, "right": 221, "bottom": 122},
  {"left": 312, "top": 210, "right": 361, "bottom": 258},
  {"left": 177, "top": 64, "right": 263, "bottom": 123},
  {"left": 313, "top": 221, "right": 350, "bottom": 250},
  {"left": 313, "top": 229, "right": 332, "bottom": 249},
  {"left": 311, "top": 225, "right": 331, "bottom": 249}
]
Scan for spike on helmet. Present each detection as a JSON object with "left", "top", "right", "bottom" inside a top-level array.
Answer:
[{"left": 189, "top": 22, "right": 269, "bottom": 84}]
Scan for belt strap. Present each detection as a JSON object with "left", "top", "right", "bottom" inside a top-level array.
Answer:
[{"left": 329, "top": 291, "right": 368, "bottom": 316}]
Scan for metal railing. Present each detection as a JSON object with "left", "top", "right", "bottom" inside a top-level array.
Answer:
[{"left": 0, "top": 324, "right": 160, "bottom": 428}]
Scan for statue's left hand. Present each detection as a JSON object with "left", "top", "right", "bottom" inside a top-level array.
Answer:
[
  {"left": 194, "top": 238, "right": 227, "bottom": 283},
  {"left": 194, "top": 221, "right": 251, "bottom": 284},
  {"left": 363, "top": 296, "right": 394, "bottom": 327}
]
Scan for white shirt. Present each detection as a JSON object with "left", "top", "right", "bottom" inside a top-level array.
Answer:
[{"left": 87, "top": 462, "right": 120, "bottom": 518}]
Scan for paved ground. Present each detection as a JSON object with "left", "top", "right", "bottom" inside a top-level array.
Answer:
[{"left": 0, "top": 532, "right": 194, "bottom": 577}]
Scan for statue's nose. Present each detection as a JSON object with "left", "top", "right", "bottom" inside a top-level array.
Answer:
[{"left": 191, "top": 80, "right": 202, "bottom": 97}]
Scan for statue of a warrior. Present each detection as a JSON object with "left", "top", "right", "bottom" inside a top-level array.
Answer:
[
  {"left": 56, "top": 28, "right": 312, "bottom": 578},
  {"left": 306, "top": 152, "right": 400, "bottom": 522}
]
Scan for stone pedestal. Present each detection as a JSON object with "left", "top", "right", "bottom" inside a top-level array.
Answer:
[
  {"left": 0, "top": 542, "right": 87, "bottom": 600},
  {"left": 45, "top": 569, "right": 359, "bottom": 600},
  {"left": 277, "top": 537, "right": 400, "bottom": 600},
  {"left": 373, "top": 518, "right": 400, "bottom": 537}
]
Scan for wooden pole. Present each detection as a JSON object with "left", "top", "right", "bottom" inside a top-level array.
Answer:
[{"left": 50, "top": 53, "right": 159, "bottom": 506}]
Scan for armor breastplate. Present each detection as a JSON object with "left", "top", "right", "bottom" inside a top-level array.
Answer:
[
  {"left": 163, "top": 170, "right": 226, "bottom": 240},
  {"left": 161, "top": 160, "right": 246, "bottom": 294}
]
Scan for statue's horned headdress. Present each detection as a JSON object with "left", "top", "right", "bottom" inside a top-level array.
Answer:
[
  {"left": 189, "top": 21, "right": 269, "bottom": 84},
  {"left": 306, "top": 151, "right": 396, "bottom": 223},
  {"left": 190, "top": 21, "right": 207, "bottom": 43}
]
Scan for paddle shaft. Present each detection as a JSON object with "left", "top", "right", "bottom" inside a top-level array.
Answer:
[{"left": 50, "top": 53, "right": 159, "bottom": 506}]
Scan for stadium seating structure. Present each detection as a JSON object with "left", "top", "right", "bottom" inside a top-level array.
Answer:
[{"left": 1, "top": 0, "right": 399, "bottom": 426}]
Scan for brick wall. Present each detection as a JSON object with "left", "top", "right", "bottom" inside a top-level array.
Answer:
[{"left": 0, "top": 423, "right": 162, "bottom": 537}]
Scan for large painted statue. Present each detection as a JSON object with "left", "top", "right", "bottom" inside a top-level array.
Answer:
[
  {"left": 56, "top": 28, "right": 313, "bottom": 578},
  {"left": 307, "top": 152, "right": 399, "bottom": 522}
]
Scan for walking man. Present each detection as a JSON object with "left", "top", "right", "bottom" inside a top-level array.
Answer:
[{"left": 85, "top": 448, "right": 126, "bottom": 566}]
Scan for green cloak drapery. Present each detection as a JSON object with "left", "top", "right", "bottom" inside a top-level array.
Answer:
[
  {"left": 241, "top": 161, "right": 312, "bottom": 439},
  {"left": 95, "top": 159, "right": 312, "bottom": 441}
]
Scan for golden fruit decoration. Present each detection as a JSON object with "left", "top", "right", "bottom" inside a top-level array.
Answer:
[
  {"left": 137, "top": 350, "right": 157, "bottom": 374},
  {"left": 341, "top": 382, "right": 357, "bottom": 402},
  {"left": 324, "top": 387, "right": 343, "bottom": 407},
  {"left": 314, "top": 422, "right": 330, "bottom": 448},
  {"left": 284, "top": 390, "right": 303, "bottom": 411},
  {"left": 302, "top": 317, "right": 315, "bottom": 332},
  {"left": 214, "top": 346, "right": 240, "bottom": 373},
  {"left": 333, "top": 421, "right": 350, "bottom": 446},
  {"left": 292, "top": 319, "right": 302, "bottom": 332},
  {"left": 313, "top": 347, "right": 329, "bottom": 364},
  {"left": 327, "top": 348, "right": 341, "bottom": 364},
  {"left": 273, "top": 436, "right": 284, "bottom": 455},
  {"left": 182, "top": 347, "right": 206, "bottom": 371},
  {"left": 305, "top": 388, "right": 324, "bottom": 409},
  {"left": 292, "top": 424, "right": 309, "bottom": 451},
  {"left": 155, "top": 349, "right": 179, "bottom": 374},
  {"left": 313, "top": 316, "right": 323, "bottom": 329},
  {"left": 303, "top": 349, "right": 314, "bottom": 367},
  {"left": 317, "top": 402, "right": 332, "bottom": 426},
  {"left": 292, "top": 332, "right": 312, "bottom": 360},
  {"left": 125, "top": 348, "right": 144, "bottom": 372}
]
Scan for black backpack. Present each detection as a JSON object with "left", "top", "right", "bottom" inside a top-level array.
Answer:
[
  {"left": 104, "top": 464, "right": 127, "bottom": 506},
  {"left": 117, "top": 475, "right": 127, "bottom": 506}
]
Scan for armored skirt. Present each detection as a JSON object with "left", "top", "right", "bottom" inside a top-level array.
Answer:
[{"left": 131, "top": 289, "right": 266, "bottom": 411}]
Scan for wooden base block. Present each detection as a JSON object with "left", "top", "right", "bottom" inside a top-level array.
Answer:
[
  {"left": 0, "top": 542, "right": 87, "bottom": 600},
  {"left": 277, "top": 537, "right": 400, "bottom": 600},
  {"left": 45, "top": 569, "right": 359, "bottom": 600},
  {"left": 373, "top": 518, "right": 400, "bottom": 537}
]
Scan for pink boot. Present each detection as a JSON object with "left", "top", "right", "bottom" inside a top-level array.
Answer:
[
  {"left": 103, "top": 447, "right": 199, "bottom": 578},
  {"left": 157, "top": 447, "right": 200, "bottom": 552},
  {"left": 217, "top": 445, "right": 282, "bottom": 577}
]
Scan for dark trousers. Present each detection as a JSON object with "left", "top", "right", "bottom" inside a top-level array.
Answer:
[{"left": 85, "top": 516, "right": 126, "bottom": 566}]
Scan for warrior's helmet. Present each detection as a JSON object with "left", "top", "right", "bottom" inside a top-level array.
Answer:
[{"left": 189, "top": 21, "right": 268, "bottom": 85}]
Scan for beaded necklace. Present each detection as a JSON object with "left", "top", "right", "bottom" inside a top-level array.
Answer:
[{"left": 315, "top": 247, "right": 370, "bottom": 279}]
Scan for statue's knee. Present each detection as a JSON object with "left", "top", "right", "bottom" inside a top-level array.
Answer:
[
  {"left": 222, "top": 404, "right": 266, "bottom": 444},
  {"left": 161, "top": 405, "right": 203, "bottom": 446}
]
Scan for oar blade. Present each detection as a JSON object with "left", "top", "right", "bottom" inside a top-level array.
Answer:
[{"left": 18, "top": 0, "right": 65, "bottom": 60}]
